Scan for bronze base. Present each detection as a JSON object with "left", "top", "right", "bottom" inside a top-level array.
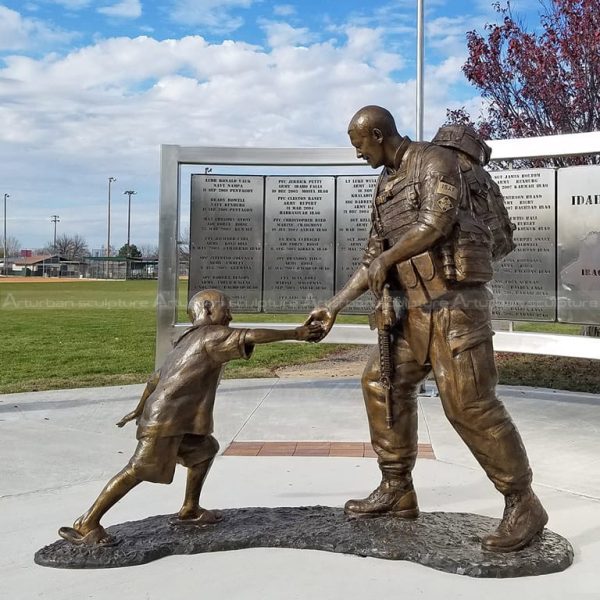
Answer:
[{"left": 35, "top": 507, "right": 573, "bottom": 577}]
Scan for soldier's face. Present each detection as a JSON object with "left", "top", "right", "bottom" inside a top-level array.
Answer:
[{"left": 348, "top": 127, "right": 384, "bottom": 168}]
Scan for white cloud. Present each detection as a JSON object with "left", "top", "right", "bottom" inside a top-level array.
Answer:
[
  {"left": 425, "top": 15, "right": 484, "bottom": 57},
  {"left": 50, "top": 0, "right": 92, "bottom": 8},
  {"left": 427, "top": 55, "right": 466, "bottom": 87},
  {"left": 0, "top": 5, "right": 75, "bottom": 50},
  {"left": 170, "top": 0, "right": 256, "bottom": 32},
  {"left": 98, "top": 0, "right": 142, "bottom": 19},
  {"left": 343, "top": 3, "right": 415, "bottom": 36},
  {"left": 345, "top": 26, "right": 382, "bottom": 55},
  {"left": 344, "top": 27, "right": 404, "bottom": 73},
  {"left": 273, "top": 4, "right": 295, "bottom": 17},
  {"left": 0, "top": 29, "right": 474, "bottom": 248},
  {"left": 262, "top": 21, "right": 315, "bottom": 48}
]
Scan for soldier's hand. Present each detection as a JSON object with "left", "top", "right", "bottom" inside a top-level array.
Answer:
[
  {"left": 303, "top": 305, "right": 336, "bottom": 341},
  {"left": 368, "top": 257, "right": 389, "bottom": 298},
  {"left": 295, "top": 323, "right": 324, "bottom": 342},
  {"left": 116, "top": 411, "right": 137, "bottom": 428}
]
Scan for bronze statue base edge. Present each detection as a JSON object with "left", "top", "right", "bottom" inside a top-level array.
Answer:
[{"left": 34, "top": 507, "right": 573, "bottom": 578}]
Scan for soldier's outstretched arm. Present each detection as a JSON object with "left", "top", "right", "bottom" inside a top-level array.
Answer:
[
  {"left": 304, "top": 253, "right": 370, "bottom": 340},
  {"left": 313, "top": 264, "right": 369, "bottom": 316}
]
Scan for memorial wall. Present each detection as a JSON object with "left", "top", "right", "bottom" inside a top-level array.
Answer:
[
  {"left": 557, "top": 166, "right": 600, "bottom": 325},
  {"left": 263, "top": 177, "right": 335, "bottom": 311},
  {"left": 189, "top": 167, "right": 600, "bottom": 324},
  {"left": 335, "top": 176, "right": 378, "bottom": 313},
  {"left": 489, "top": 169, "right": 556, "bottom": 321},
  {"left": 189, "top": 175, "right": 264, "bottom": 311}
]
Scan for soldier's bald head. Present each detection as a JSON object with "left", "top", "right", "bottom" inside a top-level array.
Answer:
[
  {"left": 348, "top": 106, "right": 399, "bottom": 138},
  {"left": 347, "top": 106, "right": 404, "bottom": 169}
]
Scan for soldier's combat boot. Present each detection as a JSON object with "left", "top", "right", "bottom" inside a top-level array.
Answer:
[
  {"left": 482, "top": 487, "right": 548, "bottom": 552},
  {"left": 344, "top": 479, "right": 419, "bottom": 519}
]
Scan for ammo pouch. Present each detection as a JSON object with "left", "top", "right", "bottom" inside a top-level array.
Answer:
[{"left": 451, "top": 214, "right": 494, "bottom": 284}]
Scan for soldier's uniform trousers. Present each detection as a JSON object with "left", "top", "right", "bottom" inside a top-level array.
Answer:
[{"left": 362, "top": 286, "right": 532, "bottom": 495}]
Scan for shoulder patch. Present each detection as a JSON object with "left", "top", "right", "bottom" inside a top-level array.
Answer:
[
  {"left": 437, "top": 196, "right": 454, "bottom": 213},
  {"left": 436, "top": 181, "right": 458, "bottom": 200}
]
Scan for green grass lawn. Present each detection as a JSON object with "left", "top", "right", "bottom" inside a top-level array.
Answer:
[
  {"left": 1, "top": 279, "right": 598, "bottom": 394},
  {"left": 1, "top": 280, "right": 159, "bottom": 393},
  {"left": 0, "top": 280, "right": 354, "bottom": 393},
  {"left": 513, "top": 321, "right": 582, "bottom": 335}
]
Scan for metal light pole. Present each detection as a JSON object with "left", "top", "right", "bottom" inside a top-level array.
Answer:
[
  {"left": 124, "top": 190, "right": 136, "bottom": 279},
  {"left": 416, "top": 0, "right": 425, "bottom": 141},
  {"left": 50, "top": 215, "right": 60, "bottom": 252},
  {"left": 106, "top": 176, "right": 116, "bottom": 279},
  {"left": 3, "top": 193, "right": 8, "bottom": 276}
]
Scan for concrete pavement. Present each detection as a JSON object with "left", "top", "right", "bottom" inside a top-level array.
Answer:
[{"left": 1, "top": 378, "right": 599, "bottom": 599}]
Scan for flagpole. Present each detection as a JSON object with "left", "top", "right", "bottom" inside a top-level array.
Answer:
[{"left": 416, "top": 0, "right": 425, "bottom": 141}]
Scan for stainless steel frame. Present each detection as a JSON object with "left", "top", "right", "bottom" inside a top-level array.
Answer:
[
  {"left": 156, "top": 133, "right": 600, "bottom": 367},
  {"left": 156, "top": 146, "right": 365, "bottom": 366}
]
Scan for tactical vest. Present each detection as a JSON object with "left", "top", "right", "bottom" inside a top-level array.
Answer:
[
  {"left": 372, "top": 142, "right": 429, "bottom": 244},
  {"left": 370, "top": 141, "right": 494, "bottom": 299},
  {"left": 371, "top": 142, "right": 453, "bottom": 304}
]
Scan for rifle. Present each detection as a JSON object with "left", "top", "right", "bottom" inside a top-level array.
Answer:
[{"left": 369, "top": 284, "right": 396, "bottom": 429}]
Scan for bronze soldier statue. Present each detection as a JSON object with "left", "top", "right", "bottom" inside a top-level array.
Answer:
[
  {"left": 58, "top": 289, "right": 322, "bottom": 546},
  {"left": 306, "top": 105, "right": 548, "bottom": 552}
]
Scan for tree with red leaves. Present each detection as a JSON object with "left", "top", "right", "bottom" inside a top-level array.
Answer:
[
  {"left": 447, "top": 0, "right": 600, "bottom": 152},
  {"left": 448, "top": 1, "right": 600, "bottom": 335}
]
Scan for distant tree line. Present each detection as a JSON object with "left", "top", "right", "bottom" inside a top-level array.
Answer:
[
  {"left": 41, "top": 234, "right": 89, "bottom": 261},
  {"left": 0, "top": 235, "right": 21, "bottom": 258},
  {"left": 117, "top": 243, "right": 142, "bottom": 259},
  {"left": 25, "top": 236, "right": 159, "bottom": 261}
]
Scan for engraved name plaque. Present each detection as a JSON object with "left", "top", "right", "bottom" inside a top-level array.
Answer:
[
  {"left": 189, "top": 175, "right": 264, "bottom": 311},
  {"left": 558, "top": 166, "right": 600, "bottom": 325},
  {"left": 490, "top": 169, "right": 556, "bottom": 321},
  {"left": 336, "top": 176, "right": 378, "bottom": 313},
  {"left": 264, "top": 176, "right": 335, "bottom": 312}
]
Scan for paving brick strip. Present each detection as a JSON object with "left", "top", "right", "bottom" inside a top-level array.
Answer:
[{"left": 224, "top": 441, "right": 436, "bottom": 459}]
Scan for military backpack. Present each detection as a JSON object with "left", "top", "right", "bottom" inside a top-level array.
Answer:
[{"left": 432, "top": 124, "right": 516, "bottom": 265}]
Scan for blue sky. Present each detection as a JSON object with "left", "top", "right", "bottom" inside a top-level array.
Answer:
[{"left": 0, "top": 0, "right": 542, "bottom": 252}]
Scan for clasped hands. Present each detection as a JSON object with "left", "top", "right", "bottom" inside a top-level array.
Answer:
[
  {"left": 294, "top": 322, "right": 325, "bottom": 342},
  {"left": 303, "top": 255, "right": 392, "bottom": 341}
]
